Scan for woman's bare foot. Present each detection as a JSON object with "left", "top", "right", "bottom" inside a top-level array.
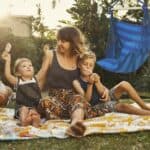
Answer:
[{"left": 66, "top": 121, "right": 86, "bottom": 137}]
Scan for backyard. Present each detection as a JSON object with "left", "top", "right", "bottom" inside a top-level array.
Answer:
[{"left": 0, "top": 0, "right": 150, "bottom": 149}]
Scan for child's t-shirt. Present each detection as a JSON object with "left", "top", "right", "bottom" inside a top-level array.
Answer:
[{"left": 78, "top": 77, "right": 102, "bottom": 106}]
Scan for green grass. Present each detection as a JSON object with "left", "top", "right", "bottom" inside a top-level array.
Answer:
[
  {"left": 0, "top": 98, "right": 150, "bottom": 150},
  {"left": 0, "top": 132, "right": 149, "bottom": 150}
]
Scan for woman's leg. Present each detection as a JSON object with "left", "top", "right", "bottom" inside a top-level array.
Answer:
[
  {"left": 66, "top": 94, "right": 87, "bottom": 137},
  {"left": 67, "top": 107, "right": 86, "bottom": 137},
  {"left": 38, "top": 97, "right": 62, "bottom": 119},
  {"left": 115, "top": 103, "right": 150, "bottom": 115},
  {"left": 113, "top": 81, "right": 150, "bottom": 110},
  {"left": 71, "top": 107, "right": 84, "bottom": 125}
]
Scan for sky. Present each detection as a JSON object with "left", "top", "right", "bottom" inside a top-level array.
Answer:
[{"left": 0, "top": 0, "right": 74, "bottom": 28}]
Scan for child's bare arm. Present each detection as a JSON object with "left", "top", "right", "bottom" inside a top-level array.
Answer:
[
  {"left": 93, "top": 74, "right": 105, "bottom": 94},
  {"left": 73, "top": 79, "right": 94, "bottom": 102},
  {"left": 1, "top": 43, "right": 17, "bottom": 85},
  {"left": 94, "top": 73, "right": 109, "bottom": 101},
  {"left": 73, "top": 80, "right": 85, "bottom": 96},
  {"left": 85, "top": 83, "right": 94, "bottom": 102}
]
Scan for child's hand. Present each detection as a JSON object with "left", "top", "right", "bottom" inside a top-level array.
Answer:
[
  {"left": 5, "top": 43, "right": 12, "bottom": 53},
  {"left": 1, "top": 51, "right": 11, "bottom": 62},
  {"left": 88, "top": 73, "right": 95, "bottom": 84},
  {"left": 92, "top": 73, "right": 100, "bottom": 83}
]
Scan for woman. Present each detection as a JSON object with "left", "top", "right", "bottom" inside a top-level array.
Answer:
[{"left": 38, "top": 26, "right": 107, "bottom": 137}]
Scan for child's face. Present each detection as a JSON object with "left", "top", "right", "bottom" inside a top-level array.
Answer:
[
  {"left": 79, "top": 58, "right": 95, "bottom": 76},
  {"left": 17, "top": 61, "right": 34, "bottom": 78}
]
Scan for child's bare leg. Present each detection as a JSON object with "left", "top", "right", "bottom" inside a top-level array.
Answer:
[
  {"left": 115, "top": 103, "right": 150, "bottom": 115},
  {"left": 19, "top": 106, "right": 32, "bottom": 126},
  {"left": 67, "top": 107, "right": 86, "bottom": 137},
  {"left": 113, "top": 81, "right": 150, "bottom": 110}
]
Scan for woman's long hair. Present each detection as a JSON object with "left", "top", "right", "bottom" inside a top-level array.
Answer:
[{"left": 57, "top": 26, "right": 88, "bottom": 55}]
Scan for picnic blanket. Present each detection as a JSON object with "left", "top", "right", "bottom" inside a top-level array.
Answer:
[{"left": 0, "top": 103, "right": 150, "bottom": 140}]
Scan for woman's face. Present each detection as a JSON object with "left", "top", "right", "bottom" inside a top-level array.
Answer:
[{"left": 57, "top": 39, "right": 71, "bottom": 53}]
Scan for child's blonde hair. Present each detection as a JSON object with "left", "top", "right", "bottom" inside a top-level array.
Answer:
[
  {"left": 78, "top": 50, "right": 96, "bottom": 64},
  {"left": 14, "top": 58, "right": 32, "bottom": 75}
]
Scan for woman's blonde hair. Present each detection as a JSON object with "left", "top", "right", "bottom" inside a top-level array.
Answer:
[
  {"left": 14, "top": 58, "right": 32, "bottom": 75},
  {"left": 57, "top": 26, "right": 88, "bottom": 55},
  {"left": 78, "top": 50, "right": 96, "bottom": 64}
]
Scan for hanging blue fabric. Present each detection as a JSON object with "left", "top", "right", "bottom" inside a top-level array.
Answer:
[{"left": 97, "top": 0, "right": 150, "bottom": 73}]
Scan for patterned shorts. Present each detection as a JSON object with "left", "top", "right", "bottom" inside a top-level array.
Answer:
[
  {"left": 38, "top": 88, "right": 103, "bottom": 120},
  {"left": 93, "top": 88, "right": 118, "bottom": 112}
]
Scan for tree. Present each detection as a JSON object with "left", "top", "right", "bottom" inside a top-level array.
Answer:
[
  {"left": 67, "top": 0, "right": 147, "bottom": 57},
  {"left": 32, "top": 4, "right": 49, "bottom": 38},
  {"left": 67, "top": 0, "right": 109, "bottom": 58}
]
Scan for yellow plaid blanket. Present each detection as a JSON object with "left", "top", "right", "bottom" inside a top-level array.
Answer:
[{"left": 0, "top": 103, "right": 150, "bottom": 140}]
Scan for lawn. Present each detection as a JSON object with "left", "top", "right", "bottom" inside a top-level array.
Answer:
[
  {"left": 0, "top": 98, "right": 149, "bottom": 150},
  {"left": 0, "top": 132, "right": 149, "bottom": 150}
]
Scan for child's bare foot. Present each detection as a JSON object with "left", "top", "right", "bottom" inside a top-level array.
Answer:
[
  {"left": 32, "top": 114, "right": 41, "bottom": 128},
  {"left": 66, "top": 121, "right": 86, "bottom": 137},
  {"left": 21, "top": 116, "right": 32, "bottom": 126}
]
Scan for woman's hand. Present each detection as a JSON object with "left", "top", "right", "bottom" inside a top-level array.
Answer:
[{"left": 43, "top": 44, "right": 50, "bottom": 56}]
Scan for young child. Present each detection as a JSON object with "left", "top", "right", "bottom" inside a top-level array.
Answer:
[
  {"left": 73, "top": 51, "right": 150, "bottom": 115},
  {"left": 1, "top": 43, "right": 49, "bottom": 127}
]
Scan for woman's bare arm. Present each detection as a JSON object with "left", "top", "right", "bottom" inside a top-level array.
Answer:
[{"left": 36, "top": 46, "right": 53, "bottom": 90}]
